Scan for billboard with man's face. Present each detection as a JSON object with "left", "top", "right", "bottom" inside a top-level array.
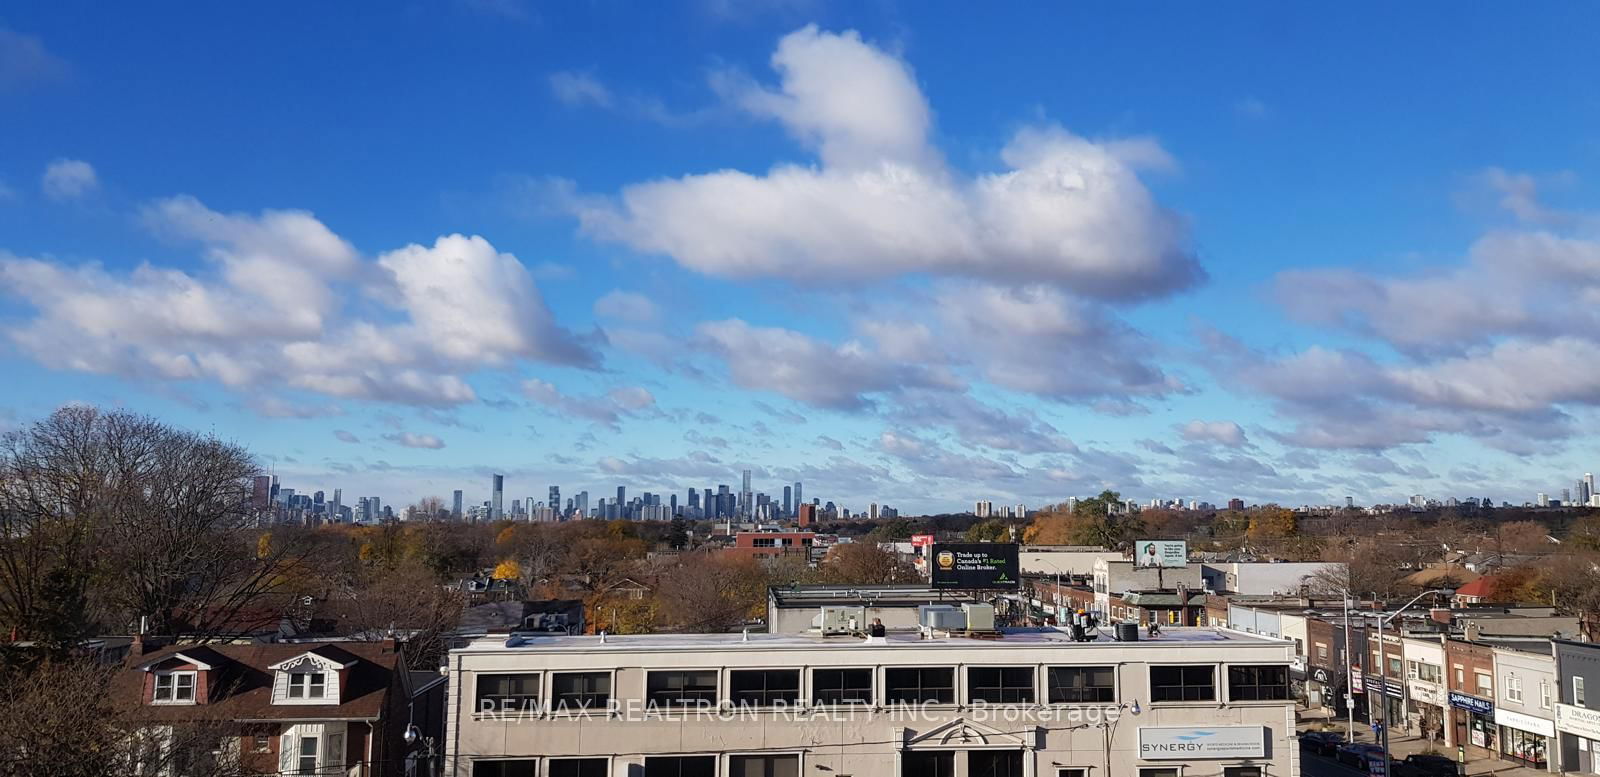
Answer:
[{"left": 1134, "top": 540, "right": 1188, "bottom": 568}]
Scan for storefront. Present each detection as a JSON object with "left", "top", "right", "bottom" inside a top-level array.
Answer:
[
  {"left": 1367, "top": 673, "right": 1405, "bottom": 730},
  {"left": 1451, "top": 691, "right": 1496, "bottom": 752},
  {"left": 1557, "top": 702, "right": 1600, "bottom": 774},
  {"left": 1410, "top": 679, "right": 1449, "bottom": 744},
  {"left": 1496, "top": 707, "right": 1553, "bottom": 770}
]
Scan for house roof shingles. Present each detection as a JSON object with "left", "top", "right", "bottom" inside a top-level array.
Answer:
[{"left": 122, "top": 642, "right": 402, "bottom": 722}]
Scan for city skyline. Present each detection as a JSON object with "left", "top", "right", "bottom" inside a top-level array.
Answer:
[{"left": 4, "top": 6, "right": 1600, "bottom": 513}]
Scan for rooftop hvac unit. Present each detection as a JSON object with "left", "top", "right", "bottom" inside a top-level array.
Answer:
[
  {"left": 816, "top": 606, "right": 866, "bottom": 635},
  {"left": 919, "top": 604, "right": 965, "bottom": 631},
  {"left": 962, "top": 603, "right": 996, "bottom": 632}
]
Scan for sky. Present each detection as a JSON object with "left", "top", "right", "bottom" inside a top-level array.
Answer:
[{"left": 3, "top": 3, "right": 1600, "bottom": 514}]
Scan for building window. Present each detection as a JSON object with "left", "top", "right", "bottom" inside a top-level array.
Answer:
[
  {"left": 885, "top": 667, "right": 955, "bottom": 705},
  {"left": 729, "top": 669, "right": 801, "bottom": 707},
  {"left": 1058, "top": 770, "right": 1089, "bottom": 777},
  {"left": 1317, "top": 644, "right": 1330, "bottom": 661},
  {"left": 1388, "top": 656, "right": 1403, "bottom": 678},
  {"left": 1575, "top": 676, "right": 1586, "bottom": 707},
  {"left": 251, "top": 735, "right": 271, "bottom": 753},
  {"left": 1506, "top": 674, "right": 1522, "bottom": 702},
  {"left": 968, "top": 667, "right": 1035, "bottom": 704},
  {"left": 1224, "top": 768, "right": 1262, "bottom": 777},
  {"left": 1150, "top": 665, "right": 1215, "bottom": 702},
  {"left": 296, "top": 736, "right": 319, "bottom": 775},
  {"left": 812, "top": 668, "right": 873, "bottom": 705},
  {"left": 288, "top": 672, "right": 325, "bottom": 699},
  {"left": 472, "top": 761, "right": 537, "bottom": 777},
  {"left": 551, "top": 672, "right": 611, "bottom": 712},
  {"left": 900, "top": 751, "right": 954, "bottom": 777},
  {"left": 1476, "top": 671, "right": 1493, "bottom": 697},
  {"left": 153, "top": 671, "right": 196, "bottom": 703},
  {"left": 1139, "top": 769, "right": 1179, "bottom": 777},
  {"left": 1228, "top": 665, "right": 1290, "bottom": 701},
  {"left": 970, "top": 750, "right": 1023, "bottom": 777},
  {"left": 1408, "top": 661, "right": 1442, "bottom": 684},
  {"left": 1541, "top": 679, "right": 1552, "bottom": 709},
  {"left": 548, "top": 758, "right": 608, "bottom": 777},
  {"left": 643, "top": 756, "right": 715, "bottom": 777},
  {"left": 1047, "top": 666, "right": 1115, "bottom": 703},
  {"left": 729, "top": 754, "right": 800, "bottom": 777},
  {"left": 476, "top": 673, "right": 539, "bottom": 711},
  {"left": 647, "top": 670, "right": 718, "bottom": 708}
]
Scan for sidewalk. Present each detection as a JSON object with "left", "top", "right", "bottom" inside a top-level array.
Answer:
[{"left": 1298, "top": 716, "right": 1547, "bottom": 777}]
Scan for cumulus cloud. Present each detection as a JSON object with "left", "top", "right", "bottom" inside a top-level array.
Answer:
[
  {"left": 0, "top": 196, "right": 597, "bottom": 407},
  {"left": 876, "top": 430, "right": 1021, "bottom": 482},
  {"left": 1178, "top": 420, "right": 1248, "bottom": 447},
  {"left": 568, "top": 25, "right": 1200, "bottom": 300},
  {"left": 693, "top": 318, "right": 960, "bottom": 410},
  {"left": 521, "top": 378, "right": 656, "bottom": 429},
  {"left": 41, "top": 159, "right": 98, "bottom": 200}
]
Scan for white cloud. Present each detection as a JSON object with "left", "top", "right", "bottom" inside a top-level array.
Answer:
[
  {"left": 1178, "top": 420, "right": 1248, "bottom": 447},
  {"left": 521, "top": 378, "right": 656, "bottom": 429},
  {"left": 549, "top": 70, "right": 613, "bottom": 108},
  {"left": 693, "top": 318, "right": 960, "bottom": 410},
  {"left": 384, "top": 432, "right": 446, "bottom": 449},
  {"left": 41, "top": 159, "right": 98, "bottom": 200},
  {"left": 333, "top": 429, "right": 360, "bottom": 443},
  {"left": 593, "top": 289, "right": 660, "bottom": 323},
  {"left": 0, "top": 196, "right": 597, "bottom": 408},
  {"left": 0, "top": 27, "right": 69, "bottom": 92},
  {"left": 569, "top": 26, "right": 1199, "bottom": 300}
]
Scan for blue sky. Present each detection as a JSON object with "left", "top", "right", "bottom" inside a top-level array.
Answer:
[{"left": 3, "top": 2, "right": 1600, "bottom": 513}]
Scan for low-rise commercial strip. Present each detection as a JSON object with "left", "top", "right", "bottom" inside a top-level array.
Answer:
[{"left": 445, "top": 627, "right": 1297, "bottom": 776}]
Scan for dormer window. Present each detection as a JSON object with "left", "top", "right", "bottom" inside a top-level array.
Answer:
[
  {"left": 154, "top": 671, "right": 196, "bottom": 703},
  {"left": 267, "top": 648, "right": 357, "bottom": 706},
  {"left": 289, "top": 672, "right": 327, "bottom": 699}
]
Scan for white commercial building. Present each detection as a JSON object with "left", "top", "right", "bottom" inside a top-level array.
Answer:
[{"left": 446, "top": 627, "right": 1297, "bottom": 777}]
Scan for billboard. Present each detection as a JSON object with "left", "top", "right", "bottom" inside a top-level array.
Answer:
[
  {"left": 930, "top": 543, "right": 1020, "bottom": 590},
  {"left": 910, "top": 534, "right": 936, "bottom": 549},
  {"left": 1138, "top": 726, "right": 1266, "bottom": 760},
  {"left": 1134, "top": 539, "right": 1188, "bottom": 568}
]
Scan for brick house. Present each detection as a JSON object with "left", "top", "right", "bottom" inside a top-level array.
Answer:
[
  {"left": 1445, "top": 637, "right": 1498, "bottom": 757},
  {"left": 124, "top": 638, "right": 446, "bottom": 776}
]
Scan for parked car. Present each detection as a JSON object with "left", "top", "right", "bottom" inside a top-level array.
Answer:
[
  {"left": 1393, "top": 754, "right": 1458, "bottom": 777},
  {"left": 1298, "top": 730, "right": 1345, "bottom": 756},
  {"left": 1337, "top": 742, "right": 1385, "bottom": 767}
]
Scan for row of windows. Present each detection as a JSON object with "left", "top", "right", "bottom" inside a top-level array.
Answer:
[
  {"left": 474, "top": 664, "right": 1287, "bottom": 711},
  {"left": 475, "top": 755, "right": 1265, "bottom": 777}
]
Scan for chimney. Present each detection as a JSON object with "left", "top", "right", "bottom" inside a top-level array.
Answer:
[
  {"left": 131, "top": 633, "right": 167, "bottom": 656},
  {"left": 1429, "top": 608, "right": 1452, "bottom": 626},
  {"left": 382, "top": 636, "right": 399, "bottom": 654}
]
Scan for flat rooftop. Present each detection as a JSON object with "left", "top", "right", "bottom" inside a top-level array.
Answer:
[
  {"left": 457, "top": 627, "right": 1287, "bottom": 654},
  {"left": 769, "top": 584, "right": 988, "bottom": 608}
]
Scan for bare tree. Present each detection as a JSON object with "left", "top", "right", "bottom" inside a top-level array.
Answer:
[
  {"left": 0, "top": 406, "right": 320, "bottom": 643},
  {"left": 0, "top": 658, "right": 251, "bottom": 777},
  {"left": 325, "top": 559, "right": 464, "bottom": 670},
  {"left": 654, "top": 555, "right": 768, "bottom": 633}
]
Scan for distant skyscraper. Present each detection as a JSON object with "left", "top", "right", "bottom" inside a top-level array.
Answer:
[
  {"left": 453, "top": 490, "right": 464, "bottom": 518},
  {"left": 741, "top": 470, "right": 752, "bottom": 518},
  {"left": 704, "top": 488, "right": 715, "bottom": 518},
  {"left": 783, "top": 486, "right": 792, "bottom": 516},
  {"left": 549, "top": 486, "right": 560, "bottom": 514},
  {"left": 251, "top": 476, "right": 272, "bottom": 509},
  {"left": 492, "top": 474, "right": 505, "bottom": 520},
  {"left": 794, "top": 481, "right": 802, "bottom": 509},
  {"left": 331, "top": 489, "right": 342, "bottom": 522},
  {"left": 617, "top": 486, "right": 626, "bottom": 508}
]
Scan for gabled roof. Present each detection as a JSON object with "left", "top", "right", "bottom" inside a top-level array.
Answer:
[
  {"left": 122, "top": 642, "right": 403, "bottom": 721},
  {"left": 136, "top": 644, "right": 230, "bottom": 672},
  {"left": 1453, "top": 576, "right": 1499, "bottom": 598}
]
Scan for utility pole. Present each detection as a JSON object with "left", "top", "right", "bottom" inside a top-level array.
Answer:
[{"left": 1344, "top": 593, "right": 1356, "bottom": 742}]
